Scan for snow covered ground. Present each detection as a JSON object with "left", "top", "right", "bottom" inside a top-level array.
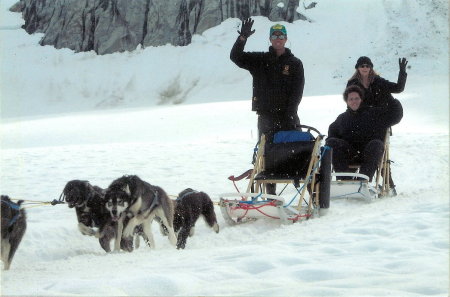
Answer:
[{"left": 0, "top": 0, "right": 448, "bottom": 296}]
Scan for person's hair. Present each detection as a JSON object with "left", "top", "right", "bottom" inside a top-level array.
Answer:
[
  {"left": 343, "top": 85, "right": 364, "bottom": 101},
  {"left": 348, "top": 68, "right": 378, "bottom": 85}
]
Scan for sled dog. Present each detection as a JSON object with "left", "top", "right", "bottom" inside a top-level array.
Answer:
[
  {"left": 104, "top": 175, "right": 177, "bottom": 251},
  {"left": 173, "top": 188, "right": 219, "bottom": 249},
  {"left": 1, "top": 195, "right": 27, "bottom": 270},
  {"left": 62, "top": 180, "right": 139, "bottom": 252}
]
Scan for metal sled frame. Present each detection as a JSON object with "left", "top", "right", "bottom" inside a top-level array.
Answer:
[
  {"left": 330, "top": 129, "right": 394, "bottom": 201},
  {"left": 220, "top": 128, "right": 326, "bottom": 225}
]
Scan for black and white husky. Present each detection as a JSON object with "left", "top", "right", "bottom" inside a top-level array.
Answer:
[
  {"left": 173, "top": 188, "right": 219, "bottom": 249},
  {"left": 104, "top": 175, "right": 177, "bottom": 251},
  {"left": 1, "top": 195, "right": 27, "bottom": 270}
]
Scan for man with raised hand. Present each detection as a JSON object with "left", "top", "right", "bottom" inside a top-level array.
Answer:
[{"left": 230, "top": 18, "right": 305, "bottom": 194}]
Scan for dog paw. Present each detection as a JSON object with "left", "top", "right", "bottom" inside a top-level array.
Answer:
[
  {"left": 212, "top": 223, "right": 219, "bottom": 233},
  {"left": 78, "top": 223, "right": 96, "bottom": 236},
  {"left": 120, "top": 237, "right": 134, "bottom": 252},
  {"left": 176, "top": 243, "right": 186, "bottom": 249}
]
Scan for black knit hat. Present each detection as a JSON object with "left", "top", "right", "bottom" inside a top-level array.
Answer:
[{"left": 355, "top": 56, "right": 373, "bottom": 69}]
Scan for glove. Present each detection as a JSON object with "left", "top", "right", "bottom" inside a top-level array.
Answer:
[
  {"left": 399, "top": 57, "right": 408, "bottom": 73},
  {"left": 237, "top": 18, "right": 255, "bottom": 39}
]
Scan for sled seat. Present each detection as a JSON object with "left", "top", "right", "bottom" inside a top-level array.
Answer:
[{"left": 254, "top": 131, "right": 315, "bottom": 183}]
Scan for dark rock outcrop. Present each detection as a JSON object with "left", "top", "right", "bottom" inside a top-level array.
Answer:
[{"left": 11, "top": 0, "right": 309, "bottom": 54}]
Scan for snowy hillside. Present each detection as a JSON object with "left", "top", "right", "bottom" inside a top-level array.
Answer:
[
  {"left": 0, "top": 0, "right": 448, "bottom": 120},
  {"left": 0, "top": 0, "right": 449, "bottom": 296}
]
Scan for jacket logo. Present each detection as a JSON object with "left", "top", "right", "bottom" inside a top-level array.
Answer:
[{"left": 282, "top": 65, "right": 290, "bottom": 75}]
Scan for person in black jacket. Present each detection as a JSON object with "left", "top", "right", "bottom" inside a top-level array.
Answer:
[
  {"left": 347, "top": 56, "right": 408, "bottom": 107},
  {"left": 230, "top": 18, "right": 305, "bottom": 139},
  {"left": 230, "top": 18, "right": 305, "bottom": 194},
  {"left": 326, "top": 85, "right": 403, "bottom": 181}
]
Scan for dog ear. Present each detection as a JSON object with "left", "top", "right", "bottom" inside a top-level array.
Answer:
[
  {"left": 84, "top": 181, "right": 94, "bottom": 197},
  {"left": 84, "top": 181, "right": 93, "bottom": 190},
  {"left": 123, "top": 184, "right": 131, "bottom": 195}
]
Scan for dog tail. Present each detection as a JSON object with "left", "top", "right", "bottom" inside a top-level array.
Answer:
[{"left": 200, "top": 193, "right": 218, "bottom": 228}]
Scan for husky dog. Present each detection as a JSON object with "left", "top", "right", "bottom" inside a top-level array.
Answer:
[
  {"left": 62, "top": 180, "right": 137, "bottom": 252},
  {"left": 104, "top": 175, "right": 177, "bottom": 252},
  {"left": 1, "top": 195, "right": 27, "bottom": 270},
  {"left": 173, "top": 188, "right": 219, "bottom": 249}
]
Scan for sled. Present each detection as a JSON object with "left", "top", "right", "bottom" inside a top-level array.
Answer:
[
  {"left": 219, "top": 125, "right": 331, "bottom": 225},
  {"left": 330, "top": 128, "right": 396, "bottom": 201}
]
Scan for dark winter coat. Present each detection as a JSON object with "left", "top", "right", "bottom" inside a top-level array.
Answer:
[
  {"left": 347, "top": 71, "right": 407, "bottom": 107},
  {"left": 328, "top": 99, "right": 403, "bottom": 149},
  {"left": 230, "top": 37, "right": 305, "bottom": 117}
]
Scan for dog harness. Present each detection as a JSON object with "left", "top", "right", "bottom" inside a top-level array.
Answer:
[
  {"left": 1, "top": 200, "right": 22, "bottom": 227},
  {"left": 177, "top": 190, "right": 198, "bottom": 201}
]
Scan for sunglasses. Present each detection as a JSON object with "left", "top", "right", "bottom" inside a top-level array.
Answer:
[
  {"left": 359, "top": 64, "right": 371, "bottom": 68},
  {"left": 270, "top": 34, "right": 286, "bottom": 40}
]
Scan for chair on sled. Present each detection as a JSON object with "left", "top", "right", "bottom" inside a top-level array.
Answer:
[
  {"left": 219, "top": 125, "right": 332, "bottom": 225},
  {"left": 330, "top": 128, "right": 397, "bottom": 201}
]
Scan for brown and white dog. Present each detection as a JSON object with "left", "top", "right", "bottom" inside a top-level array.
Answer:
[
  {"left": 104, "top": 175, "right": 177, "bottom": 251},
  {"left": 1, "top": 195, "right": 27, "bottom": 270}
]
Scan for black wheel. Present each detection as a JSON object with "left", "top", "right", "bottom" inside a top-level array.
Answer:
[{"left": 318, "top": 146, "right": 332, "bottom": 209}]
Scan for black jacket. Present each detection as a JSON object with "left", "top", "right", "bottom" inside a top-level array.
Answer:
[
  {"left": 347, "top": 71, "right": 407, "bottom": 107},
  {"left": 328, "top": 99, "right": 403, "bottom": 148},
  {"left": 230, "top": 37, "right": 304, "bottom": 116}
]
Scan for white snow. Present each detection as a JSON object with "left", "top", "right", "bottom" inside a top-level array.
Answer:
[{"left": 0, "top": 0, "right": 448, "bottom": 296}]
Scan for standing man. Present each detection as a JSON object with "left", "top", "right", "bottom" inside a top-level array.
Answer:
[
  {"left": 230, "top": 18, "right": 305, "bottom": 140},
  {"left": 230, "top": 18, "right": 305, "bottom": 194}
]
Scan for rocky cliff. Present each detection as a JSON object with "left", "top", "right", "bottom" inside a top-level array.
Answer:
[{"left": 10, "top": 0, "right": 308, "bottom": 55}]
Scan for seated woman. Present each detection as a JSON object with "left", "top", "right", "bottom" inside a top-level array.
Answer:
[
  {"left": 326, "top": 85, "right": 403, "bottom": 181},
  {"left": 347, "top": 56, "right": 408, "bottom": 107}
]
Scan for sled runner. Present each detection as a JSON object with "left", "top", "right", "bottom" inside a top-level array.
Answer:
[
  {"left": 220, "top": 125, "right": 331, "bottom": 225},
  {"left": 330, "top": 128, "right": 396, "bottom": 201}
]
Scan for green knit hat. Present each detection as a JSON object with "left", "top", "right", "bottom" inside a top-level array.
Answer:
[{"left": 270, "top": 24, "right": 287, "bottom": 36}]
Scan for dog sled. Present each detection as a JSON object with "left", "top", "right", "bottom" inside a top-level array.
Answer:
[
  {"left": 330, "top": 128, "right": 397, "bottom": 201},
  {"left": 219, "top": 125, "right": 331, "bottom": 225}
]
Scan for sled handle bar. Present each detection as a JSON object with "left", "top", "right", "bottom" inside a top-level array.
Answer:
[{"left": 300, "top": 125, "right": 321, "bottom": 136}]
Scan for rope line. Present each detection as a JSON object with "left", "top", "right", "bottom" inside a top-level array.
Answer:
[
  {"left": 5, "top": 198, "right": 65, "bottom": 208},
  {"left": 230, "top": 200, "right": 312, "bottom": 221}
]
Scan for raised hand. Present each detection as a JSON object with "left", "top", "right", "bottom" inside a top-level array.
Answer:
[
  {"left": 399, "top": 57, "right": 408, "bottom": 73},
  {"left": 237, "top": 18, "right": 255, "bottom": 39}
]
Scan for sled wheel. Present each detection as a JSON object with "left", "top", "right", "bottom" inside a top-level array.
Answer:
[{"left": 318, "top": 146, "right": 332, "bottom": 209}]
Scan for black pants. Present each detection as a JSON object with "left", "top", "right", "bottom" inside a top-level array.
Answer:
[
  {"left": 257, "top": 113, "right": 301, "bottom": 194},
  {"left": 257, "top": 113, "right": 301, "bottom": 140},
  {"left": 326, "top": 138, "right": 384, "bottom": 181}
]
